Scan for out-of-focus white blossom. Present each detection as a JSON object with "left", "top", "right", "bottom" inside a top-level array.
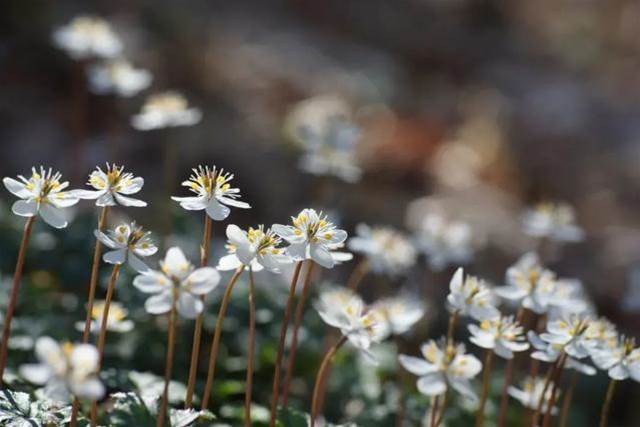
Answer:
[
  {"left": 591, "top": 337, "right": 640, "bottom": 381},
  {"left": 95, "top": 222, "right": 157, "bottom": 272},
  {"left": 75, "top": 163, "right": 146, "bottom": 207},
  {"left": 583, "top": 317, "right": 618, "bottom": 350},
  {"left": 522, "top": 202, "right": 584, "bottom": 242},
  {"left": 447, "top": 268, "right": 499, "bottom": 321},
  {"left": 52, "top": 15, "right": 122, "bottom": 60},
  {"left": 468, "top": 315, "right": 529, "bottom": 359},
  {"left": 217, "top": 224, "right": 291, "bottom": 273},
  {"left": 538, "top": 315, "right": 593, "bottom": 359},
  {"left": 528, "top": 331, "right": 596, "bottom": 375},
  {"left": 131, "top": 92, "right": 201, "bottom": 130},
  {"left": 508, "top": 377, "right": 559, "bottom": 414},
  {"left": 372, "top": 296, "right": 425, "bottom": 339},
  {"left": 88, "top": 59, "right": 152, "bottom": 97},
  {"left": 348, "top": 224, "right": 417, "bottom": 276},
  {"left": 414, "top": 213, "right": 473, "bottom": 271},
  {"left": 75, "top": 301, "right": 134, "bottom": 334}
]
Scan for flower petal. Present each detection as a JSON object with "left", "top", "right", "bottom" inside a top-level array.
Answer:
[
  {"left": 3, "top": 177, "right": 31, "bottom": 198},
  {"left": 310, "top": 244, "right": 335, "bottom": 269},
  {"left": 398, "top": 355, "right": 433, "bottom": 376},
  {"left": 416, "top": 373, "right": 447, "bottom": 396},
  {"left": 133, "top": 271, "right": 171, "bottom": 293},
  {"left": 171, "top": 196, "right": 207, "bottom": 211},
  {"left": 12, "top": 199, "right": 38, "bottom": 217},
  {"left": 217, "top": 254, "right": 243, "bottom": 271},
  {"left": 145, "top": 291, "right": 173, "bottom": 315},
  {"left": 206, "top": 198, "right": 230, "bottom": 221},
  {"left": 185, "top": 267, "right": 220, "bottom": 295},
  {"left": 114, "top": 193, "right": 147, "bottom": 207},
  {"left": 177, "top": 293, "right": 202, "bottom": 319},
  {"left": 39, "top": 204, "right": 68, "bottom": 229},
  {"left": 103, "top": 249, "right": 127, "bottom": 265}
]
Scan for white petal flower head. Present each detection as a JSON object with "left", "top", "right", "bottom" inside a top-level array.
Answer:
[
  {"left": 131, "top": 91, "right": 202, "bottom": 130},
  {"left": 217, "top": 224, "right": 291, "bottom": 273},
  {"left": 88, "top": 59, "right": 152, "bottom": 97},
  {"left": 539, "top": 315, "right": 593, "bottom": 360},
  {"left": 3, "top": 166, "right": 79, "bottom": 228},
  {"left": 522, "top": 202, "right": 584, "bottom": 243},
  {"left": 19, "top": 337, "right": 104, "bottom": 403},
  {"left": 415, "top": 213, "right": 473, "bottom": 271},
  {"left": 447, "top": 268, "right": 499, "bottom": 321},
  {"left": 399, "top": 340, "right": 482, "bottom": 403},
  {"left": 372, "top": 296, "right": 425, "bottom": 339},
  {"left": 508, "top": 377, "right": 559, "bottom": 414},
  {"left": 468, "top": 315, "right": 529, "bottom": 359},
  {"left": 273, "top": 209, "right": 348, "bottom": 269},
  {"left": 75, "top": 163, "right": 146, "bottom": 207},
  {"left": 547, "top": 278, "right": 592, "bottom": 317},
  {"left": 590, "top": 337, "right": 640, "bottom": 382},
  {"left": 528, "top": 330, "right": 596, "bottom": 375},
  {"left": 494, "top": 252, "right": 558, "bottom": 314},
  {"left": 348, "top": 224, "right": 417, "bottom": 276},
  {"left": 95, "top": 222, "right": 157, "bottom": 272},
  {"left": 172, "top": 165, "right": 250, "bottom": 221},
  {"left": 75, "top": 300, "right": 134, "bottom": 334},
  {"left": 52, "top": 15, "right": 122, "bottom": 60},
  {"left": 133, "top": 247, "right": 221, "bottom": 319}
]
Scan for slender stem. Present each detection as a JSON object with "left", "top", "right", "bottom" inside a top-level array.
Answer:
[
  {"left": 244, "top": 267, "right": 256, "bottom": 427},
  {"left": 434, "top": 390, "right": 449, "bottom": 427},
  {"left": 185, "top": 214, "right": 213, "bottom": 407},
  {"left": 310, "top": 335, "right": 347, "bottom": 427},
  {"left": 346, "top": 259, "right": 369, "bottom": 291},
  {"left": 268, "top": 261, "right": 304, "bottom": 427},
  {"left": 599, "top": 379, "right": 617, "bottom": 427},
  {"left": 201, "top": 267, "right": 244, "bottom": 409},
  {"left": 476, "top": 350, "right": 495, "bottom": 427},
  {"left": 429, "top": 395, "right": 440, "bottom": 427},
  {"left": 90, "top": 263, "right": 122, "bottom": 426},
  {"left": 446, "top": 310, "right": 459, "bottom": 345},
  {"left": 0, "top": 216, "right": 36, "bottom": 385},
  {"left": 498, "top": 307, "right": 526, "bottom": 427},
  {"left": 157, "top": 290, "right": 178, "bottom": 427},
  {"left": 542, "top": 355, "right": 567, "bottom": 427},
  {"left": 531, "top": 352, "right": 565, "bottom": 427},
  {"left": 559, "top": 371, "right": 578, "bottom": 427},
  {"left": 281, "top": 261, "right": 316, "bottom": 406}
]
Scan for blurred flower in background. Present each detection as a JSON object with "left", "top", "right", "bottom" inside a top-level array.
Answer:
[
  {"left": 87, "top": 59, "right": 152, "bottom": 97},
  {"left": 52, "top": 15, "right": 122, "bottom": 60}
]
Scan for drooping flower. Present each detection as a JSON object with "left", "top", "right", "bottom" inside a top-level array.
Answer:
[
  {"left": 3, "top": 166, "right": 79, "bottom": 228},
  {"left": 522, "top": 202, "right": 584, "bottom": 242},
  {"left": 528, "top": 331, "right": 596, "bottom": 375},
  {"left": 414, "top": 213, "right": 473, "bottom": 271},
  {"left": 273, "top": 209, "right": 348, "bottom": 269},
  {"left": 590, "top": 337, "right": 640, "bottom": 381},
  {"left": 75, "top": 163, "right": 146, "bottom": 207},
  {"left": 171, "top": 165, "right": 250, "bottom": 221},
  {"left": 399, "top": 339, "right": 482, "bottom": 403},
  {"left": 95, "top": 222, "right": 157, "bottom": 272},
  {"left": 74, "top": 300, "right": 134, "bottom": 334},
  {"left": 131, "top": 91, "right": 201, "bottom": 130},
  {"left": 19, "top": 337, "right": 104, "bottom": 403},
  {"left": 88, "top": 59, "right": 152, "bottom": 97},
  {"left": 538, "top": 315, "right": 593, "bottom": 359},
  {"left": 468, "top": 315, "right": 529, "bottom": 359},
  {"left": 348, "top": 224, "right": 417, "bottom": 276},
  {"left": 508, "top": 377, "right": 559, "bottom": 414},
  {"left": 371, "top": 296, "right": 425, "bottom": 340},
  {"left": 217, "top": 224, "right": 291, "bottom": 272},
  {"left": 52, "top": 15, "right": 122, "bottom": 60},
  {"left": 133, "top": 247, "right": 221, "bottom": 319},
  {"left": 447, "top": 268, "right": 499, "bottom": 321}
]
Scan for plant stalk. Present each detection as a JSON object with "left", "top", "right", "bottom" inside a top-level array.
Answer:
[
  {"left": 598, "top": 379, "right": 617, "bottom": 427},
  {"left": 310, "top": 335, "right": 348, "bottom": 427},
  {"left": 244, "top": 267, "right": 256, "bottom": 427},
  {"left": 476, "top": 349, "right": 494, "bottom": 427},
  {"left": 157, "top": 290, "right": 179, "bottom": 427}
]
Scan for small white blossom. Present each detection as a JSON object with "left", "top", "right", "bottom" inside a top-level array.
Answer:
[
  {"left": 590, "top": 337, "right": 640, "bottom": 381},
  {"left": 52, "top": 15, "right": 122, "bottom": 60},
  {"left": 88, "top": 59, "right": 152, "bottom": 97},
  {"left": 74, "top": 300, "right": 134, "bottom": 334},
  {"left": 522, "top": 202, "right": 584, "bottom": 242},
  {"left": 583, "top": 317, "right": 618, "bottom": 350},
  {"left": 131, "top": 92, "right": 201, "bottom": 130},
  {"left": 539, "top": 315, "right": 593, "bottom": 359},
  {"left": 528, "top": 331, "right": 596, "bottom": 375},
  {"left": 75, "top": 163, "right": 146, "bottom": 207},
  {"left": 415, "top": 213, "right": 473, "bottom": 271},
  {"left": 399, "top": 340, "right": 482, "bottom": 403},
  {"left": 133, "top": 247, "right": 221, "bottom": 319},
  {"left": 371, "top": 296, "right": 425, "bottom": 340},
  {"left": 172, "top": 165, "right": 250, "bottom": 221},
  {"left": 468, "top": 315, "right": 529, "bottom": 359},
  {"left": 508, "top": 377, "right": 559, "bottom": 414},
  {"left": 217, "top": 224, "right": 291, "bottom": 273},
  {"left": 3, "top": 167, "right": 79, "bottom": 228},
  {"left": 548, "top": 278, "right": 592, "bottom": 317},
  {"left": 19, "top": 337, "right": 104, "bottom": 403},
  {"left": 348, "top": 224, "right": 417, "bottom": 276},
  {"left": 447, "top": 268, "right": 499, "bottom": 321},
  {"left": 95, "top": 222, "right": 157, "bottom": 272}
]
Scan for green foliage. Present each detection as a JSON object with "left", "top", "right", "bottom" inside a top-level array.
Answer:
[{"left": 0, "top": 389, "right": 71, "bottom": 426}]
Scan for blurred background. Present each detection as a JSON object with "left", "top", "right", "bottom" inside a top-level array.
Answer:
[{"left": 2, "top": 0, "right": 640, "bottom": 425}]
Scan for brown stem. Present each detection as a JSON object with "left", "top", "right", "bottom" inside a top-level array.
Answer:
[
  {"left": 498, "top": 307, "right": 526, "bottom": 427},
  {"left": 185, "top": 214, "right": 213, "bottom": 407},
  {"left": 201, "top": 267, "right": 244, "bottom": 409},
  {"left": 281, "top": 261, "right": 316, "bottom": 406},
  {"left": 429, "top": 395, "right": 440, "bottom": 427},
  {"left": 599, "top": 379, "right": 617, "bottom": 427},
  {"left": 157, "top": 290, "right": 179, "bottom": 427},
  {"left": 542, "top": 356, "right": 567, "bottom": 427},
  {"left": 0, "top": 216, "right": 35, "bottom": 386},
  {"left": 559, "top": 371, "right": 578, "bottom": 427},
  {"left": 446, "top": 310, "right": 459, "bottom": 345},
  {"left": 268, "top": 261, "right": 304, "bottom": 427},
  {"left": 244, "top": 267, "right": 256, "bottom": 427},
  {"left": 310, "top": 335, "right": 348, "bottom": 427},
  {"left": 346, "top": 259, "right": 369, "bottom": 291},
  {"left": 476, "top": 350, "right": 495, "bottom": 427},
  {"left": 434, "top": 390, "right": 449, "bottom": 427},
  {"left": 531, "top": 352, "right": 565, "bottom": 427}
]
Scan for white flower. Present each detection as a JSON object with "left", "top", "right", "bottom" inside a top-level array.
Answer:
[
  {"left": 494, "top": 252, "right": 558, "bottom": 314},
  {"left": 583, "top": 317, "right": 618, "bottom": 350},
  {"left": 539, "top": 315, "right": 593, "bottom": 359},
  {"left": 19, "top": 337, "right": 104, "bottom": 403},
  {"left": 52, "top": 15, "right": 122, "bottom": 60},
  {"left": 399, "top": 340, "right": 482, "bottom": 403},
  {"left": 468, "top": 315, "right": 529, "bottom": 359},
  {"left": 131, "top": 92, "right": 201, "bottom": 130},
  {"left": 74, "top": 300, "right": 134, "bottom": 334},
  {"left": 415, "top": 213, "right": 473, "bottom": 271},
  {"left": 3, "top": 166, "right": 79, "bottom": 229},
  {"left": 522, "top": 202, "right": 584, "bottom": 242},
  {"left": 528, "top": 331, "right": 596, "bottom": 375},
  {"left": 371, "top": 296, "right": 425, "bottom": 340},
  {"left": 273, "top": 209, "right": 348, "bottom": 269},
  {"left": 95, "top": 222, "right": 157, "bottom": 272},
  {"left": 590, "top": 337, "right": 640, "bottom": 381},
  {"left": 171, "top": 165, "right": 250, "bottom": 221},
  {"left": 133, "top": 247, "right": 221, "bottom": 319},
  {"left": 446, "top": 268, "right": 499, "bottom": 321},
  {"left": 548, "top": 278, "right": 592, "bottom": 317},
  {"left": 348, "top": 224, "right": 417, "bottom": 276},
  {"left": 88, "top": 59, "right": 152, "bottom": 97},
  {"left": 74, "top": 163, "right": 146, "bottom": 207},
  {"left": 217, "top": 224, "right": 291, "bottom": 273},
  {"left": 316, "top": 295, "right": 384, "bottom": 361},
  {"left": 508, "top": 377, "right": 559, "bottom": 414},
  {"left": 328, "top": 243, "right": 354, "bottom": 265}
]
